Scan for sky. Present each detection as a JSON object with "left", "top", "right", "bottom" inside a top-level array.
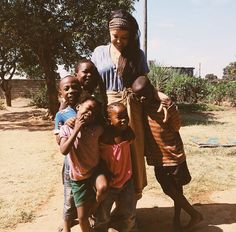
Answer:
[{"left": 133, "top": 0, "right": 236, "bottom": 78}]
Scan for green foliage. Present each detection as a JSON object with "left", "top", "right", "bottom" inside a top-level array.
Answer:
[
  {"left": 207, "top": 82, "right": 229, "bottom": 105},
  {"left": 226, "top": 81, "right": 236, "bottom": 106},
  {"left": 0, "top": 98, "right": 5, "bottom": 110},
  {"left": 223, "top": 61, "right": 236, "bottom": 81},
  {"left": 165, "top": 75, "right": 208, "bottom": 103},
  {"left": 29, "top": 85, "right": 49, "bottom": 108},
  {"left": 148, "top": 63, "right": 173, "bottom": 91},
  {"left": 205, "top": 73, "right": 218, "bottom": 81},
  {"left": 1, "top": 1, "right": 136, "bottom": 115}
]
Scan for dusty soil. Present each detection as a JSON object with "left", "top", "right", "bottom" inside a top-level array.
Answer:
[{"left": 0, "top": 98, "right": 236, "bottom": 232}]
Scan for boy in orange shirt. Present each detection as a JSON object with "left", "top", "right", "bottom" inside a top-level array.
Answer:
[{"left": 132, "top": 76, "right": 203, "bottom": 232}]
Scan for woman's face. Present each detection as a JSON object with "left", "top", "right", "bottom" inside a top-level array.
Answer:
[{"left": 109, "top": 29, "right": 129, "bottom": 51}]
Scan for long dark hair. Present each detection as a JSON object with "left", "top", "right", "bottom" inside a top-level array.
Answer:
[{"left": 109, "top": 10, "right": 142, "bottom": 87}]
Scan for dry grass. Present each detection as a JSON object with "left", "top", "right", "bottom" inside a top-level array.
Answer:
[
  {"left": 0, "top": 100, "right": 63, "bottom": 229},
  {"left": 144, "top": 107, "right": 236, "bottom": 203}
]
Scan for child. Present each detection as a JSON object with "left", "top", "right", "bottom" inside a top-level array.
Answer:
[
  {"left": 59, "top": 96, "right": 108, "bottom": 232},
  {"left": 132, "top": 76, "right": 203, "bottom": 232},
  {"left": 93, "top": 102, "right": 137, "bottom": 232},
  {"left": 54, "top": 75, "right": 81, "bottom": 232},
  {"left": 59, "top": 59, "right": 107, "bottom": 111}
]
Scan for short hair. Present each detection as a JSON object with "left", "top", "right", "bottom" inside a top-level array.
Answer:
[
  {"left": 74, "top": 59, "right": 96, "bottom": 74},
  {"left": 80, "top": 96, "right": 102, "bottom": 111},
  {"left": 59, "top": 75, "right": 79, "bottom": 90},
  {"left": 132, "top": 75, "right": 152, "bottom": 93},
  {"left": 107, "top": 101, "right": 126, "bottom": 116}
]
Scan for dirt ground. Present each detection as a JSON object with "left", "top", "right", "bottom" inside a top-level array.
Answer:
[{"left": 0, "top": 98, "right": 236, "bottom": 232}]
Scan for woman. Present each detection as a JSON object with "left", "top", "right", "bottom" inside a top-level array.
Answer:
[{"left": 92, "top": 9, "right": 169, "bottom": 199}]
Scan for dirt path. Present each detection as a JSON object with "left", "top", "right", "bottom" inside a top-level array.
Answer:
[
  {"left": 3, "top": 188, "right": 236, "bottom": 232},
  {"left": 1, "top": 99, "right": 236, "bottom": 232}
]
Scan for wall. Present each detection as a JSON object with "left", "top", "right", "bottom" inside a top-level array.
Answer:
[{"left": 0, "top": 79, "right": 47, "bottom": 99}]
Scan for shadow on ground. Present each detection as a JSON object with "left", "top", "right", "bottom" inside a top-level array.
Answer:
[
  {"left": 181, "top": 112, "right": 225, "bottom": 127},
  {"left": 0, "top": 110, "right": 53, "bottom": 131},
  {"left": 137, "top": 203, "right": 236, "bottom": 232}
]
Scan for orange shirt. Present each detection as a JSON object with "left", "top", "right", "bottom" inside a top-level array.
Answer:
[{"left": 144, "top": 103, "right": 186, "bottom": 166}]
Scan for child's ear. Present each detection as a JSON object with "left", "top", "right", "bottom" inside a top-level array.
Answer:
[
  {"left": 106, "top": 118, "right": 112, "bottom": 126},
  {"left": 76, "top": 104, "right": 80, "bottom": 111}
]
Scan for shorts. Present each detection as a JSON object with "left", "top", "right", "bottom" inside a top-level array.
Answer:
[
  {"left": 70, "top": 165, "right": 105, "bottom": 207},
  {"left": 154, "top": 161, "right": 191, "bottom": 195}
]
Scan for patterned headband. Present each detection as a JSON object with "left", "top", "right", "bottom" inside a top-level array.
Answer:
[{"left": 109, "top": 17, "right": 130, "bottom": 30}]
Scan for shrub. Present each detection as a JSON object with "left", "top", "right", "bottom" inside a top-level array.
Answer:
[
  {"left": 0, "top": 98, "right": 5, "bottom": 110},
  {"left": 148, "top": 63, "right": 173, "bottom": 91},
  {"left": 165, "top": 75, "right": 208, "bottom": 103},
  {"left": 29, "top": 85, "right": 49, "bottom": 108},
  {"left": 207, "top": 82, "right": 228, "bottom": 105},
  {"left": 226, "top": 81, "right": 236, "bottom": 106}
]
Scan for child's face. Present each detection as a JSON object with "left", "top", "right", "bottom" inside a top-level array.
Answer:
[
  {"left": 59, "top": 77, "right": 81, "bottom": 105},
  {"left": 109, "top": 105, "right": 129, "bottom": 131},
  {"left": 76, "top": 99, "right": 98, "bottom": 125},
  {"left": 76, "top": 62, "right": 98, "bottom": 92},
  {"left": 133, "top": 84, "right": 154, "bottom": 104}
]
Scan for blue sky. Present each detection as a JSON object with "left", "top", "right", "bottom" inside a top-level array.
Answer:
[{"left": 133, "top": 0, "right": 236, "bottom": 78}]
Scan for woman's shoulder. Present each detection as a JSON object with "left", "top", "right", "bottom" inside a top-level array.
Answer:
[{"left": 93, "top": 44, "right": 110, "bottom": 54}]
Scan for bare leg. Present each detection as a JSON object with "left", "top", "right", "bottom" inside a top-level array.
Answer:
[
  {"left": 95, "top": 174, "right": 108, "bottom": 205},
  {"left": 166, "top": 186, "right": 203, "bottom": 231},
  {"left": 173, "top": 200, "right": 182, "bottom": 231},
  {"left": 77, "top": 200, "right": 95, "bottom": 232},
  {"left": 173, "top": 186, "right": 182, "bottom": 231},
  {"left": 63, "top": 219, "right": 71, "bottom": 232}
]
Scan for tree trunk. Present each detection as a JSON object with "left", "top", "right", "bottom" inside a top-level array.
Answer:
[
  {"left": 0, "top": 79, "right": 12, "bottom": 106},
  {"left": 44, "top": 69, "right": 59, "bottom": 118},
  {"left": 38, "top": 53, "right": 59, "bottom": 118}
]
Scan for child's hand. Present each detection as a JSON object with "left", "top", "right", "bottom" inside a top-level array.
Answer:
[
  {"left": 74, "top": 114, "right": 86, "bottom": 132},
  {"left": 65, "top": 117, "right": 76, "bottom": 128},
  {"left": 157, "top": 103, "right": 168, "bottom": 123},
  {"left": 157, "top": 91, "right": 172, "bottom": 108}
]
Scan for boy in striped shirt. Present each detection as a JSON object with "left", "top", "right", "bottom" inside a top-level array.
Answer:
[{"left": 132, "top": 76, "right": 203, "bottom": 232}]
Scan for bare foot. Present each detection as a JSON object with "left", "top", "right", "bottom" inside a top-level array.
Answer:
[
  {"left": 136, "top": 192, "right": 142, "bottom": 200},
  {"left": 172, "top": 218, "right": 182, "bottom": 232},
  {"left": 184, "top": 212, "right": 203, "bottom": 231}
]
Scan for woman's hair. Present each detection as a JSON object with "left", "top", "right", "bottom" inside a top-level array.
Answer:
[{"left": 109, "top": 9, "right": 141, "bottom": 87}]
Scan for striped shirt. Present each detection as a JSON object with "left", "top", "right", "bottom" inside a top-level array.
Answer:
[{"left": 144, "top": 103, "right": 186, "bottom": 166}]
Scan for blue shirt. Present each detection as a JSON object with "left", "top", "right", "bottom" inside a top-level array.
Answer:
[
  {"left": 54, "top": 106, "right": 77, "bottom": 134},
  {"left": 91, "top": 44, "right": 149, "bottom": 92},
  {"left": 54, "top": 106, "right": 77, "bottom": 179}
]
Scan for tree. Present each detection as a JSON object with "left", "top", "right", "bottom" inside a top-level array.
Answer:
[
  {"left": 0, "top": 11, "right": 21, "bottom": 106},
  {"left": 205, "top": 73, "right": 218, "bottom": 81},
  {"left": 2, "top": 0, "right": 136, "bottom": 116},
  {"left": 223, "top": 61, "right": 236, "bottom": 81}
]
